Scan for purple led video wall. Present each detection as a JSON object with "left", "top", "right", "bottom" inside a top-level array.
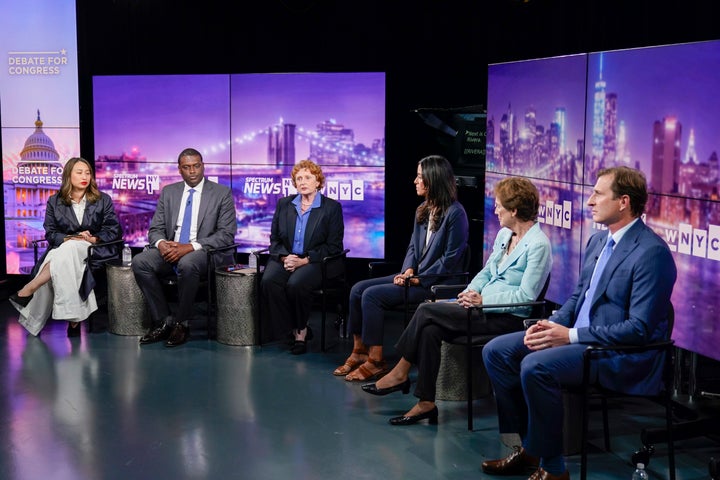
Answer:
[
  {"left": 487, "top": 41, "right": 720, "bottom": 361},
  {"left": 486, "top": 54, "right": 588, "bottom": 303},
  {"left": 92, "top": 72, "right": 385, "bottom": 259}
]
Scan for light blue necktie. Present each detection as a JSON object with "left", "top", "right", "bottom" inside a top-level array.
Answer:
[
  {"left": 575, "top": 237, "right": 615, "bottom": 329},
  {"left": 178, "top": 188, "right": 195, "bottom": 244}
]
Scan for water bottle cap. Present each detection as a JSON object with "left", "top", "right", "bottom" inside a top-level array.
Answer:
[{"left": 637, "top": 463, "right": 645, "bottom": 469}]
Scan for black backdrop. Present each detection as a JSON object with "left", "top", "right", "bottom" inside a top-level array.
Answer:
[{"left": 67, "top": 0, "right": 719, "bottom": 285}]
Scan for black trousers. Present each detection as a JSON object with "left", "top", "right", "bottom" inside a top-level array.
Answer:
[
  {"left": 261, "top": 258, "right": 322, "bottom": 340},
  {"left": 394, "top": 301, "right": 525, "bottom": 402},
  {"left": 132, "top": 248, "right": 208, "bottom": 327}
]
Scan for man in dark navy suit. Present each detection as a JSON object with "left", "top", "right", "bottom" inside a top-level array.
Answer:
[{"left": 481, "top": 166, "right": 677, "bottom": 480}]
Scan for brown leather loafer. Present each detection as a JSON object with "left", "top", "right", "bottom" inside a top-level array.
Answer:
[
  {"left": 529, "top": 467, "right": 570, "bottom": 480},
  {"left": 481, "top": 446, "right": 539, "bottom": 475}
]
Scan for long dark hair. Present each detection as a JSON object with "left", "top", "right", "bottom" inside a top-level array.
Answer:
[
  {"left": 416, "top": 155, "right": 457, "bottom": 231},
  {"left": 59, "top": 157, "right": 101, "bottom": 205}
]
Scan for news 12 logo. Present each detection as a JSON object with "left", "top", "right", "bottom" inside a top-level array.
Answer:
[
  {"left": 538, "top": 200, "right": 572, "bottom": 230},
  {"left": 111, "top": 174, "right": 161, "bottom": 195},
  {"left": 663, "top": 223, "right": 720, "bottom": 261}
]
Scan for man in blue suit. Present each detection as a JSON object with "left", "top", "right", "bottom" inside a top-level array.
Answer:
[
  {"left": 132, "top": 148, "right": 236, "bottom": 347},
  {"left": 481, "top": 166, "right": 677, "bottom": 480}
]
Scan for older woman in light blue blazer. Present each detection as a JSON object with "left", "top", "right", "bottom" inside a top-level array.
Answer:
[{"left": 362, "top": 176, "right": 552, "bottom": 426}]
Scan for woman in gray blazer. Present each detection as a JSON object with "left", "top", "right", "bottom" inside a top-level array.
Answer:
[
  {"left": 9, "top": 157, "right": 122, "bottom": 337},
  {"left": 336, "top": 155, "right": 469, "bottom": 381},
  {"left": 362, "top": 177, "right": 552, "bottom": 426}
]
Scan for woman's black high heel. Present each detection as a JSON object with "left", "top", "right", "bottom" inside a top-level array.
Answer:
[
  {"left": 362, "top": 378, "right": 411, "bottom": 396},
  {"left": 9, "top": 292, "right": 33, "bottom": 309},
  {"left": 389, "top": 406, "right": 439, "bottom": 426},
  {"left": 290, "top": 326, "right": 313, "bottom": 355}
]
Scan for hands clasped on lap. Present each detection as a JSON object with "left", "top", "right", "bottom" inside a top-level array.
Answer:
[
  {"left": 158, "top": 241, "right": 193, "bottom": 264},
  {"left": 523, "top": 320, "right": 569, "bottom": 351},
  {"left": 283, "top": 254, "right": 308, "bottom": 272}
]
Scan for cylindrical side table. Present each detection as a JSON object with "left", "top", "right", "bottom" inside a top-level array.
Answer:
[
  {"left": 215, "top": 267, "right": 259, "bottom": 346},
  {"left": 435, "top": 341, "right": 491, "bottom": 401},
  {"left": 106, "top": 262, "right": 151, "bottom": 335}
]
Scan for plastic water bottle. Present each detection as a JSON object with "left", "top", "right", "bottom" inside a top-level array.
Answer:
[
  {"left": 631, "top": 463, "right": 649, "bottom": 480},
  {"left": 122, "top": 244, "right": 132, "bottom": 266},
  {"left": 248, "top": 252, "right": 257, "bottom": 269}
]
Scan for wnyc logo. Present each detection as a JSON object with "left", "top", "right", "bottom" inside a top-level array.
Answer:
[
  {"left": 244, "top": 177, "right": 365, "bottom": 200},
  {"left": 663, "top": 222, "right": 720, "bottom": 261},
  {"left": 111, "top": 174, "right": 161, "bottom": 195},
  {"left": 537, "top": 200, "right": 572, "bottom": 230}
]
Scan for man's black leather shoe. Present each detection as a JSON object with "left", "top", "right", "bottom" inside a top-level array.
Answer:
[
  {"left": 139, "top": 324, "right": 172, "bottom": 345},
  {"left": 165, "top": 323, "right": 189, "bottom": 347}
]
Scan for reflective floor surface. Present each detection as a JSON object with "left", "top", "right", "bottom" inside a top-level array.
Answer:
[{"left": 0, "top": 301, "right": 718, "bottom": 480}]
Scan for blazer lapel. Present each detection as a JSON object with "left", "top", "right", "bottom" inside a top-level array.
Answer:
[
  {"left": 495, "top": 229, "right": 517, "bottom": 274},
  {"left": 196, "top": 182, "right": 210, "bottom": 234},
  {"left": 592, "top": 228, "right": 639, "bottom": 302},
  {"left": 304, "top": 205, "right": 322, "bottom": 246},
  {"left": 60, "top": 202, "right": 81, "bottom": 231},
  {"left": 285, "top": 196, "right": 299, "bottom": 245},
  {"left": 170, "top": 183, "right": 184, "bottom": 237},
  {"left": 82, "top": 200, "right": 98, "bottom": 228}
]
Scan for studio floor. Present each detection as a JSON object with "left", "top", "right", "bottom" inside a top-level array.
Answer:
[{"left": 0, "top": 299, "right": 718, "bottom": 480}]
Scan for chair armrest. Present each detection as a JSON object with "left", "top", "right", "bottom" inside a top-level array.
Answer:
[
  {"left": 251, "top": 247, "right": 271, "bottom": 274},
  {"left": 87, "top": 238, "right": 125, "bottom": 252},
  {"left": 368, "top": 260, "right": 401, "bottom": 278},
  {"left": 321, "top": 249, "right": 350, "bottom": 281},
  {"left": 32, "top": 239, "right": 49, "bottom": 263},
  {"left": 86, "top": 238, "right": 125, "bottom": 263},
  {"left": 584, "top": 340, "right": 675, "bottom": 357},
  {"left": 206, "top": 243, "right": 241, "bottom": 271},
  {"left": 430, "top": 284, "right": 466, "bottom": 300},
  {"left": 409, "top": 270, "right": 471, "bottom": 286},
  {"left": 469, "top": 300, "right": 546, "bottom": 312},
  {"left": 322, "top": 248, "right": 350, "bottom": 264},
  {"left": 581, "top": 340, "right": 675, "bottom": 393}
]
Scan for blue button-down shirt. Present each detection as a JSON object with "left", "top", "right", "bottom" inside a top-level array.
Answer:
[{"left": 291, "top": 194, "right": 321, "bottom": 254}]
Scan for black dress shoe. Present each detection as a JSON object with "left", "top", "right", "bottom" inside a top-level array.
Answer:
[
  {"left": 67, "top": 322, "right": 81, "bottom": 337},
  {"left": 165, "top": 323, "right": 190, "bottom": 347},
  {"left": 9, "top": 292, "right": 33, "bottom": 309},
  {"left": 291, "top": 340, "right": 307, "bottom": 355},
  {"left": 362, "top": 378, "right": 411, "bottom": 396},
  {"left": 388, "top": 406, "right": 439, "bottom": 426},
  {"left": 481, "top": 446, "right": 539, "bottom": 475},
  {"left": 139, "top": 324, "right": 172, "bottom": 345},
  {"left": 287, "top": 326, "right": 313, "bottom": 346}
]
